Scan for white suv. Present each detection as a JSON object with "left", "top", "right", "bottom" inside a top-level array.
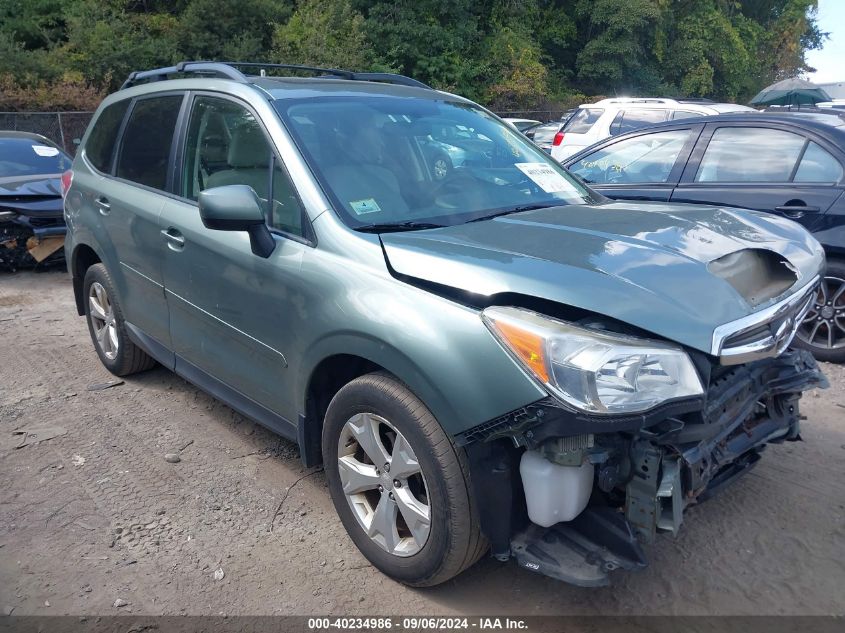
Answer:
[{"left": 550, "top": 97, "right": 754, "bottom": 161}]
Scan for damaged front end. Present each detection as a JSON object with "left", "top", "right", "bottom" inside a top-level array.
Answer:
[{"left": 461, "top": 349, "right": 827, "bottom": 587}]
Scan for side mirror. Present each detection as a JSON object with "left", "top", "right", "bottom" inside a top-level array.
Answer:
[{"left": 198, "top": 185, "right": 275, "bottom": 258}]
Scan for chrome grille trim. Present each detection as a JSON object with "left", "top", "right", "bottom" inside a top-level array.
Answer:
[{"left": 711, "top": 276, "right": 820, "bottom": 365}]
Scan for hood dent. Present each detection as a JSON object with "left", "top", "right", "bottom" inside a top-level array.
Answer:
[{"left": 381, "top": 202, "right": 824, "bottom": 354}]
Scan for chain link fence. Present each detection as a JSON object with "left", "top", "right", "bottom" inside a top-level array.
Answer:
[{"left": 0, "top": 111, "right": 94, "bottom": 155}]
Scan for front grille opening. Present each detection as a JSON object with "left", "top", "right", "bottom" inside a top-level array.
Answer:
[{"left": 708, "top": 249, "right": 798, "bottom": 307}]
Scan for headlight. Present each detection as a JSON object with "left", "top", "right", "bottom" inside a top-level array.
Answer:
[{"left": 482, "top": 306, "right": 704, "bottom": 414}]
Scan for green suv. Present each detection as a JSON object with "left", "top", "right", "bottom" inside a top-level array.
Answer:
[{"left": 64, "top": 62, "right": 827, "bottom": 587}]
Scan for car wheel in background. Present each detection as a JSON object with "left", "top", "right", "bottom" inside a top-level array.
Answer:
[
  {"left": 322, "top": 372, "right": 487, "bottom": 586},
  {"left": 795, "top": 258, "right": 845, "bottom": 363},
  {"left": 83, "top": 263, "right": 157, "bottom": 376},
  {"left": 431, "top": 154, "right": 451, "bottom": 180}
]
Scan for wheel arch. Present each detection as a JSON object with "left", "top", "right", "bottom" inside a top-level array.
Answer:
[
  {"left": 297, "top": 336, "right": 458, "bottom": 468},
  {"left": 70, "top": 242, "right": 103, "bottom": 316}
]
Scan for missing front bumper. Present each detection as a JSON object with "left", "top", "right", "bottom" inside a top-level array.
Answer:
[{"left": 470, "top": 349, "right": 827, "bottom": 586}]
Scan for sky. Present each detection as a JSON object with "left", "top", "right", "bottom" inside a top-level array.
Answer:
[{"left": 805, "top": 0, "right": 845, "bottom": 84}]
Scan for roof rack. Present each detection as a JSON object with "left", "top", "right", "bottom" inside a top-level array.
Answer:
[{"left": 120, "top": 61, "right": 431, "bottom": 91}]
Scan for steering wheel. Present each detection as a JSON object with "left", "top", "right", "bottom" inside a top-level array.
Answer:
[{"left": 432, "top": 169, "right": 488, "bottom": 211}]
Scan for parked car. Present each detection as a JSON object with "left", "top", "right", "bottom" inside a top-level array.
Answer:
[
  {"left": 503, "top": 117, "right": 541, "bottom": 131},
  {"left": 522, "top": 121, "right": 562, "bottom": 153},
  {"left": 550, "top": 98, "right": 755, "bottom": 162},
  {"left": 563, "top": 111, "right": 845, "bottom": 362},
  {"left": 414, "top": 118, "right": 494, "bottom": 180},
  {"left": 0, "top": 131, "right": 70, "bottom": 270},
  {"left": 66, "top": 62, "right": 827, "bottom": 588}
]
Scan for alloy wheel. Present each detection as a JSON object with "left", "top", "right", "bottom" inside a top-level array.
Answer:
[
  {"left": 337, "top": 412, "right": 431, "bottom": 557},
  {"left": 88, "top": 281, "right": 119, "bottom": 360},
  {"left": 433, "top": 158, "right": 449, "bottom": 180},
  {"left": 797, "top": 275, "right": 845, "bottom": 351}
]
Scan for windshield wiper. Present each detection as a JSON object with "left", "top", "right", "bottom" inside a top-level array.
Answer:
[
  {"left": 466, "top": 203, "right": 556, "bottom": 223},
  {"left": 354, "top": 221, "right": 446, "bottom": 233}
]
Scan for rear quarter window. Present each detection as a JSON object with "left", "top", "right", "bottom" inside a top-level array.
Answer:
[
  {"left": 115, "top": 95, "right": 183, "bottom": 190},
  {"left": 84, "top": 100, "right": 130, "bottom": 173},
  {"left": 563, "top": 108, "right": 604, "bottom": 134}
]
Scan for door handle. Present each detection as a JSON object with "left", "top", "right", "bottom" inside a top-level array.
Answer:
[
  {"left": 774, "top": 204, "right": 820, "bottom": 219},
  {"left": 161, "top": 228, "right": 186, "bottom": 250},
  {"left": 95, "top": 196, "right": 110, "bottom": 216}
]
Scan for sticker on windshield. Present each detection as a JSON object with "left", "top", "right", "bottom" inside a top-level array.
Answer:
[
  {"left": 32, "top": 145, "right": 60, "bottom": 157},
  {"left": 514, "top": 162, "right": 571, "bottom": 193},
  {"left": 350, "top": 198, "right": 382, "bottom": 215}
]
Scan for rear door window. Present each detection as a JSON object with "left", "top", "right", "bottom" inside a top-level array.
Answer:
[
  {"left": 569, "top": 129, "right": 692, "bottom": 184},
  {"left": 562, "top": 108, "right": 604, "bottom": 134},
  {"left": 115, "top": 95, "right": 183, "bottom": 190},
  {"left": 609, "top": 109, "right": 668, "bottom": 136},
  {"left": 794, "top": 142, "right": 843, "bottom": 182},
  {"left": 695, "top": 127, "right": 806, "bottom": 182},
  {"left": 85, "top": 100, "right": 130, "bottom": 173}
]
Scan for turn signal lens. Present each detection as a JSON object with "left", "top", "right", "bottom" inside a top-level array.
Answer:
[{"left": 487, "top": 319, "right": 550, "bottom": 383}]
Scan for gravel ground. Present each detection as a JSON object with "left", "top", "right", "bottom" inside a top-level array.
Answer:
[{"left": 1, "top": 269, "right": 844, "bottom": 617}]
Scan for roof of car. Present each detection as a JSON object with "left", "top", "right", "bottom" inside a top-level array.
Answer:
[
  {"left": 582, "top": 97, "right": 754, "bottom": 113},
  {"left": 653, "top": 111, "right": 845, "bottom": 133},
  {"left": 116, "top": 61, "right": 452, "bottom": 102},
  {"left": 250, "top": 76, "right": 461, "bottom": 102}
]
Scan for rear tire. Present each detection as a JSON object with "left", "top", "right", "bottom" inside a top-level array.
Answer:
[
  {"left": 83, "top": 263, "right": 156, "bottom": 376},
  {"left": 794, "top": 258, "right": 845, "bottom": 363},
  {"left": 322, "top": 372, "right": 487, "bottom": 586}
]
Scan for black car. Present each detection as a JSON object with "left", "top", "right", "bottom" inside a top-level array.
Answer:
[
  {"left": 563, "top": 111, "right": 845, "bottom": 362},
  {"left": 0, "top": 131, "right": 71, "bottom": 270}
]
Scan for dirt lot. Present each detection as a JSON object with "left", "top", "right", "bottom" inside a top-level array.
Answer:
[{"left": 1, "top": 269, "right": 844, "bottom": 617}]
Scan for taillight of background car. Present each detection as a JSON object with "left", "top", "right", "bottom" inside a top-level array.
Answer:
[
  {"left": 61, "top": 170, "right": 73, "bottom": 198},
  {"left": 552, "top": 131, "right": 565, "bottom": 146}
]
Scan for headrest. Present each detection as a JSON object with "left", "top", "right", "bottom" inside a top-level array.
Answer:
[{"left": 228, "top": 124, "right": 267, "bottom": 168}]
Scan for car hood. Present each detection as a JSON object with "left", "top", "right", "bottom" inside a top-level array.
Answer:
[
  {"left": 0, "top": 174, "right": 63, "bottom": 215},
  {"left": 380, "top": 201, "right": 825, "bottom": 354}
]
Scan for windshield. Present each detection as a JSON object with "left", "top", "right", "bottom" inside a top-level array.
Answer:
[
  {"left": 274, "top": 97, "right": 600, "bottom": 229},
  {"left": 0, "top": 138, "right": 71, "bottom": 178}
]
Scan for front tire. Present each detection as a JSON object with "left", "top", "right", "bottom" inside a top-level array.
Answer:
[
  {"left": 83, "top": 263, "right": 156, "bottom": 376},
  {"left": 795, "top": 258, "right": 845, "bottom": 363},
  {"left": 322, "top": 372, "right": 487, "bottom": 586}
]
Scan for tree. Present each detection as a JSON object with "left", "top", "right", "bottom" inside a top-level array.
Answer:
[
  {"left": 0, "top": 0, "right": 829, "bottom": 110},
  {"left": 177, "top": 0, "right": 290, "bottom": 61},
  {"left": 573, "top": 0, "right": 664, "bottom": 94},
  {"left": 272, "top": 0, "right": 375, "bottom": 69}
]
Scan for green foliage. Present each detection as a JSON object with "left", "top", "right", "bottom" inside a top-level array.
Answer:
[
  {"left": 177, "top": 0, "right": 290, "bottom": 61},
  {"left": 272, "top": 0, "right": 374, "bottom": 69},
  {"left": 0, "top": 0, "right": 827, "bottom": 111},
  {"left": 60, "top": 1, "right": 181, "bottom": 89}
]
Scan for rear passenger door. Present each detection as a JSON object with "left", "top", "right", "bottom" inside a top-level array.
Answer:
[
  {"left": 160, "top": 93, "right": 311, "bottom": 427},
  {"left": 672, "top": 123, "right": 845, "bottom": 231},
  {"left": 90, "top": 93, "right": 186, "bottom": 355}
]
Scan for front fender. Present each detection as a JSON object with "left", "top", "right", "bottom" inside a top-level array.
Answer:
[{"left": 297, "top": 297, "right": 547, "bottom": 437}]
